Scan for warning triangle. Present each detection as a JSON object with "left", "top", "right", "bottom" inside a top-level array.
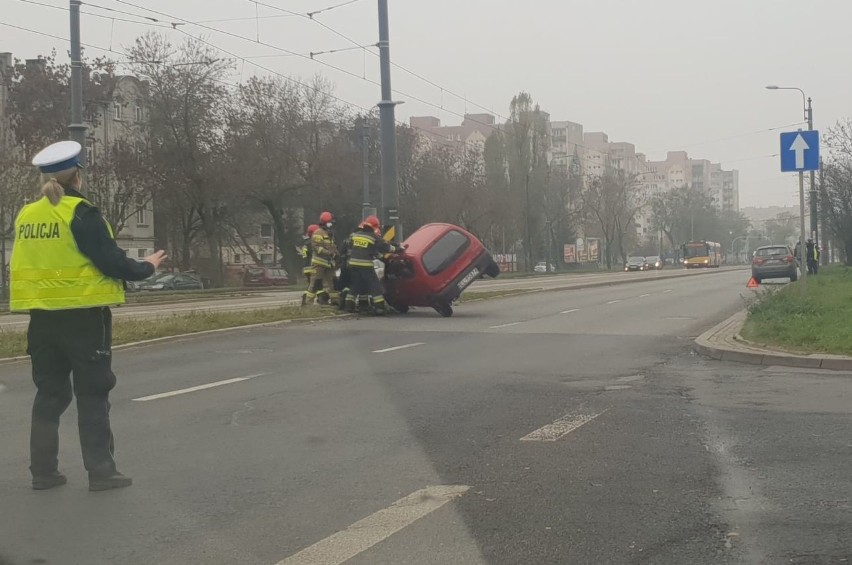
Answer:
[{"left": 747, "top": 277, "right": 760, "bottom": 289}]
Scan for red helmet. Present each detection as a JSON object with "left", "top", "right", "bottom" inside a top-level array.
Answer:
[
  {"left": 305, "top": 224, "right": 320, "bottom": 237},
  {"left": 319, "top": 211, "right": 334, "bottom": 224},
  {"left": 362, "top": 215, "right": 380, "bottom": 231}
]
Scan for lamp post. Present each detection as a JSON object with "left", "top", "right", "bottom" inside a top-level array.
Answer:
[{"left": 766, "top": 85, "right": 814, "bottom": 284}]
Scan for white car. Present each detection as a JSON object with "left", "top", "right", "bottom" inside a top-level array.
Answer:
[{"left": 534, "top": 262, "right": 555, "bottom": 273}]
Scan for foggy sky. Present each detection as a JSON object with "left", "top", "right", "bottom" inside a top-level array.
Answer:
[{"left": 2, "top": 0, "right": 851, "bottom": 208}]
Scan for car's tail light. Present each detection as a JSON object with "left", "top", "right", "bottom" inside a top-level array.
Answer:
[
  {"left": 784, "top": 255, "right": 794, "bottom": 263},
  {"left": 753, "top": 257, "right": 764, "bottom": 266}
]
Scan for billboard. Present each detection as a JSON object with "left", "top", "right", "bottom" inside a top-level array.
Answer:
[
  {"left": 588, "top": 238, "right": 600, "bottom": 263},
  {"left": 576, "top": 238, "right": 588, "bottom": 262},
  {"left": 563, "top": 244, "right": 576, "bottom": 263}
]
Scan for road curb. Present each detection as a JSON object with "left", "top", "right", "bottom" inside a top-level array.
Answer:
[
  {"left": 0, "top": 312, "right": 351, "bottom": 366},
  {"left": 694, "top": 310, "right": 852, "bottom": 371}
]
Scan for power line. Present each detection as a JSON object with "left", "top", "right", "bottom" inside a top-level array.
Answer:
[{"left": 307, "top": 0, "right": 363, "bottom": 18}]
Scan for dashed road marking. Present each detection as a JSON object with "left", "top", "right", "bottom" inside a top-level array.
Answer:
[
  {"left": 663, "top": 289, "right": 673, "bottom": 293},
  {"left": 132, "top": 374, "right": 264, "bottom": 402},
  {"left": 275, "top": 485, "right": 471, "bottom": 565},
  {"left": 520, "top": 410, "right": 609, "bottom": 442},
  {"left": 606, "top": 300, "right": 622, "bottom": 305},
  {"left": 639, "top": 293, "right": 651, "bottom": 298},
  {"left": 604, "top": 385, "right": 632, "bottom": 391},
  {"left": 489, "top": 321, "right": 522, "bottom": 329},
  {"left": 373, "top": 342, "right": 425, "bottom": 354},
  {"left": 561, "top": 309, "right": 580, "bottom": 314}
]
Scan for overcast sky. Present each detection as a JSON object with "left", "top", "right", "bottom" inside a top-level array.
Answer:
[{"left": 2, "top": 0, "right": 851, "bottom": 209}]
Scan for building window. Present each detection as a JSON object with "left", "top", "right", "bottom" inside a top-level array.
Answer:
[
  {"left": 136, "top": 196, "right": 147, "bottom": 226},
  {"left": 86, "top": 140, "right": 95, "bottom": 165},
  {"left": 137, "top": 249, "right": 147, "bottom": 259},
  {"left": 233, "top": 254, "right": 242, "bottom": 264},
  {"left": 114, "top": 103, "right": 123, "bottom": 121},
  {"left": 135, "top": 106, "right": 143, "bottom": 122},
  {"left": 260, "top": 253, "right": 273, "bottom": 264},
  {"left": 260, "top": 223, "right": 273, "bottom": 238}
]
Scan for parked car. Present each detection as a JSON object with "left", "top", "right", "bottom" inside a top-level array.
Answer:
[
  {"left": 136, "top": 272, "right": 205, "bottom": 291},
  {"left": 534, "top": 262, "right": 556, "bottom": 273},
  {"left": 645, "top": 255, "right": 664, "bottom": 270},
  {"left": 383, "top": 223, "right": 500, "bottom": 317},
  {"left": 243, "top": 267, "right": 290, "bottom": 287},
  {"left": 751, "top": 245, "right": 798, "bottom": 282},
  {"left": 624, "top": 256, "right": 648, "bottom": 272}
]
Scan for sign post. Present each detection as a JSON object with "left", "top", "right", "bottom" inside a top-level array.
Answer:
[{"left": 780, "top": 130, "right": 820, "bottom": 289}]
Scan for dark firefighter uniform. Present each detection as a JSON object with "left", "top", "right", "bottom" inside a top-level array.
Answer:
[
  {"left": 345, "top": 225, "right": 400, "bottom": 314},
  {"left": 306, "top": 225, "right": 338, "bottom": 305},
  {"left": 11, "top": 141, "right": 155, "bottom": 491}
]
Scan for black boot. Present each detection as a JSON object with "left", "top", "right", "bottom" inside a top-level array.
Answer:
[
  {"left": 32, "top": 471, "right": 67, "bottom": 490},
  {"left": 89, "top": 471, "right": 133, "bottom": 492}
]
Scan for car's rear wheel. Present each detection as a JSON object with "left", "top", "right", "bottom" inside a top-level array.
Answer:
[
  {"left": 434, "top": 302, "right": 453, "bottom": 317},
  {"left": 790, "top": 271, "right": 798, "bottom": 282},
  {"left": 484, "top": 260, "right": 501, "bottom": 278}
]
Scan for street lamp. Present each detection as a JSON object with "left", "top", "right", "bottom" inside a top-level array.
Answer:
[{"left": 766, "top": 84, "right": 816, "bottom": 283}]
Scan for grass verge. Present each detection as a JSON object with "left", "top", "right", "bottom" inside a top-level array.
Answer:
[
  {"left": 741, "top": 266, "right": 852, "bottom": 356},
  {"left": 460, "top": 289, "right": 537, "bottom": 302},
  {"left": 0, "top": 306, "right": 339, "bottom": 359}
]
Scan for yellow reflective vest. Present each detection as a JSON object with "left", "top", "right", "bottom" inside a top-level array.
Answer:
[{"left": 10, "top": 195, "right": 125, "bottom": 312}]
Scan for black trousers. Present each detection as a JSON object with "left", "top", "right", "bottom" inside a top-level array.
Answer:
[
  {"left": 348, "top": 267, "right": 385, "bottom": 302},
  {"left": 27, "top": 307, "right": 118, "bottom": 478}
]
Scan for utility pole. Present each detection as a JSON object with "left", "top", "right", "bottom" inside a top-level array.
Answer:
[
  {"left": 377, "top": 0, "right": 400, "bottom": 242},
  {"left": 360, "top": 122, "right": 375, "bottom": 220},
  {"left": 807, "top": 97, "right": 818, "bottom": 253},
  {"left": 798, "top": 164, "right": 808, "bottom": 289},
  {"left": 819, "top": 157, "right": 827, "bottom": 265},
  {"left": 69, "top": 0, "right": 87, "bottom": 162}
]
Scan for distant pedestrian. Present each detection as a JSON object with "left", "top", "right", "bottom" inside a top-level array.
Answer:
[
  {"left": 11, "top": 141, "right": 166, "bottom": 491},
  {"left": 806, "top": 239, "right": 819, "bottom": 275}
]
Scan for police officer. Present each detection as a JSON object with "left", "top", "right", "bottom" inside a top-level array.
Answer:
[
  {"left": 11, "top": 141, "right": 166, "bottom": 491},
  {"left": 305, "top": 211, "right": 338, "bottom": 306},
  {"left": 344, "top": 215, "right": 401, "bottom": 315}
]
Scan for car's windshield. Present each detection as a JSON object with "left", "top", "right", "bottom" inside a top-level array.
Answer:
[{"left": 628, "top": 257, "right": 644, "bottom": 263}]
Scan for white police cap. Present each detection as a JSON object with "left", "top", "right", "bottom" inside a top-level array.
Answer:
[{"left": 31, "top": 141, "right": 84, "bottom": 174}]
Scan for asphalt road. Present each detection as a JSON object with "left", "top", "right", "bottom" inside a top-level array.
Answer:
[
  {"left": 0, "top": 269, "right": 849, "bottom": 565},
  {"left": 0, "top": 266, "right": 742, "bottom": 330}
]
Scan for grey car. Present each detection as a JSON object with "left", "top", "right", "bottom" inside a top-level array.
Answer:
[{"left": 751, "top": 245, "right": 798, "bottom": 282}]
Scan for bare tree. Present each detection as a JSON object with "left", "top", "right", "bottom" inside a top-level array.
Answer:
[
  {"left": 581, "top": 170, "right": 645, "bottom": 269},
  {"left": 127, "top": 33, "right": 233, "bottom": 284}
]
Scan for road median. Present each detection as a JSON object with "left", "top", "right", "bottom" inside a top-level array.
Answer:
[
  {"left": 0, "top": 307, "right": 342, "bottom": 362},
  {"left": 695, "top": 266, "right": 852, "bottom": 370}
]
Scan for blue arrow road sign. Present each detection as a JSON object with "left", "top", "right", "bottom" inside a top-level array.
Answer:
[{"left": 780, "top": 130, "right": 820, "bottom": 172}]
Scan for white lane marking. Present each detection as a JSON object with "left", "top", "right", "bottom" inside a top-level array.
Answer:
[
  {"left": 663, "top": 289, "right": 673, "bottom": 293},
  {"left": 639, "top": 293, "right": 651, "bottom": 298},
  {"left": 132, "top": 374, "right": 264, "bottom": 402},
  {"left": 606, "top": 299, "right": 622, "bottom": 305},
  {"left": 561, "top": 309, "right": 580, "bottom": 314},
  {"left": 275, "top": 485, "right": 471, "bottom": 565},
  {"left": 520, "top": 410, "right": 609, "bottom": 442},
  {"left": 616, "top": 375, "right": 645, "bottom": 383},
  {"left": 489, "top": 321, "right": 522, "bottom": 329},
  {"left": 604, "top": 385, "right": 632, "bottom": 391},
  {"left": 372, "top": 342, "right": 425, "bottom": 354}
]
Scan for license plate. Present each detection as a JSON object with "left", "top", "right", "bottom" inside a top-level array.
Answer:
[{"left": 457, "top": 267, "right": 480, "bottom": 291}]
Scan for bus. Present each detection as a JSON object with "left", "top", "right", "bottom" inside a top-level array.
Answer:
[{"left": 682, "top": 241, "right": 722, "bottom": 268}]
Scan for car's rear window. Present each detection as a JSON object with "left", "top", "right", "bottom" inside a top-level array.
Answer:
[
  {"left": 755, "top": 247, "right": 789, "bottom": 257},
  {"left": 422, "top": 230, "right": 471, "bottom": 275}
]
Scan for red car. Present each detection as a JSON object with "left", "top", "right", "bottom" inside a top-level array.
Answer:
[
  {"left": 243, "top": 267, "right": 290, "bottom": 287},
  {"left": 383, "top": 223, "right": 500, "bottom": 317}
]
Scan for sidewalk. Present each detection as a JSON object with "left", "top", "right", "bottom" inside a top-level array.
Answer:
[{"left": 695, "top": 310, "right": 852, "bottom": 371}]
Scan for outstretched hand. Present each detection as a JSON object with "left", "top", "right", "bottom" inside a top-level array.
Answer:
[{"left": 144, "top": 250, "right": 168, "bottom": 269}]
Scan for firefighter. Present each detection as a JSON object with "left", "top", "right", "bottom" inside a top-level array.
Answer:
[
  {"left": 11, "top": 141, "right": 166, "bottom": 491},
  {"left": 298, "top": 224, "right": 319, "bottom": 306},
  {"left": 305, "top": 211, "right": 338, "bottom": 305},
  {"left": 344, "top": 215, "right": 402, "bottom": 315}
]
